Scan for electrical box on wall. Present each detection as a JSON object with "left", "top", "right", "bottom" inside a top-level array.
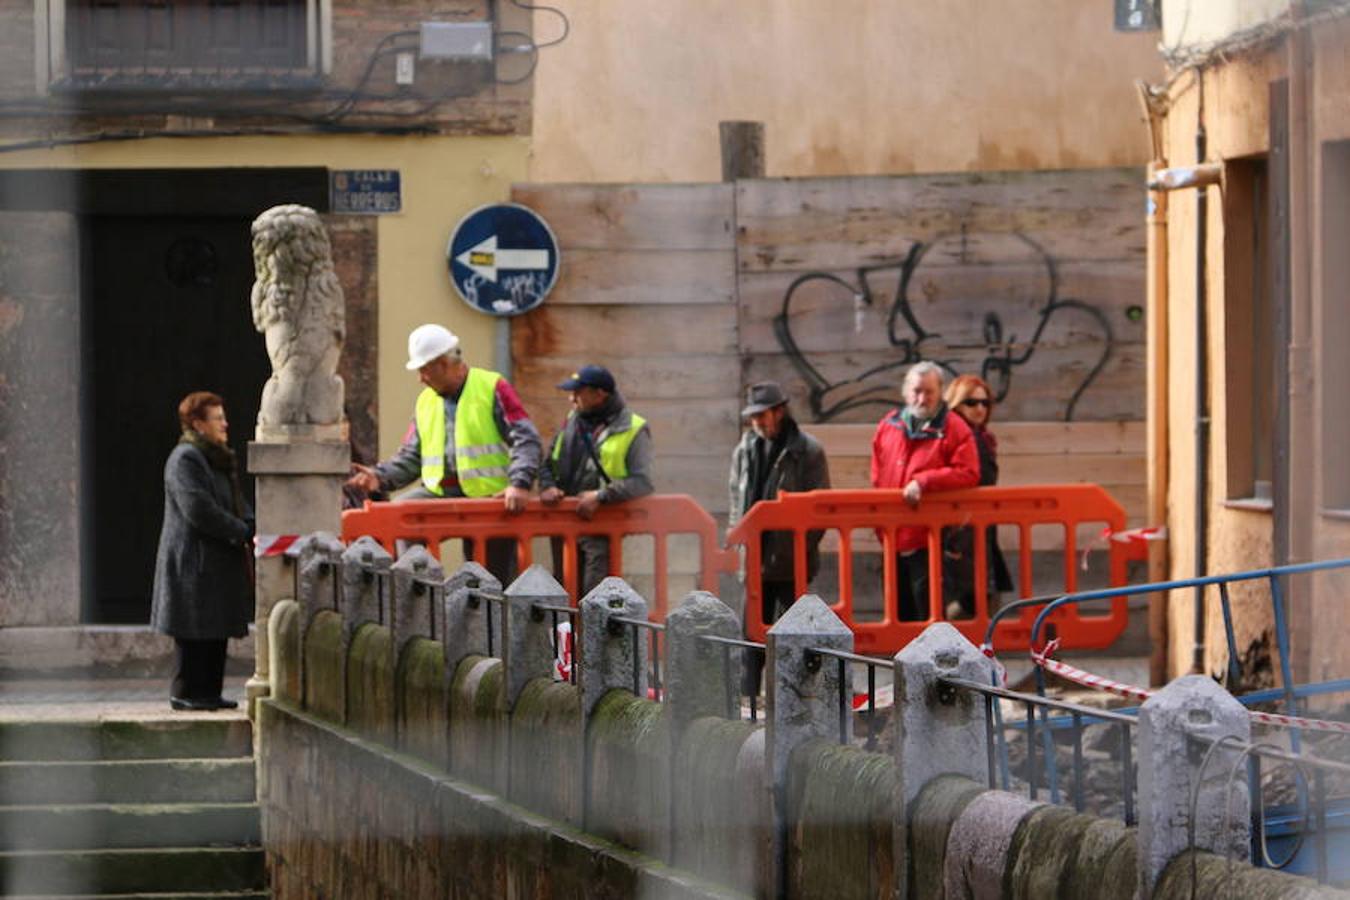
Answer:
[{"left": 420, "top": 22, "right": 494, "bottom": 61}]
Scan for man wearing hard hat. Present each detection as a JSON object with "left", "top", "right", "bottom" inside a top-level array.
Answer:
[{"left": 347, "top": 324, "right": 542, "bottom": 581}]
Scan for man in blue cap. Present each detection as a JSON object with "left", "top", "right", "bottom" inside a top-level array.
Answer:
[{"left": 540, "top": 364, "right": 654, "bottom": 595}]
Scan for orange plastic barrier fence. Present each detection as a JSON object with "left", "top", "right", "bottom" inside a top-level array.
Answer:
[
  {"left": 725, "top": 485, "right": 1132, "bottom": 654},
  {"left": 341, "top": 494, "right": 738, "bottom": 623}
]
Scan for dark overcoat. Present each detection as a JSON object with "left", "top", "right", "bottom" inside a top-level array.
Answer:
[{"left": 150, "top": 442, "right": 253, "bottom": 639}]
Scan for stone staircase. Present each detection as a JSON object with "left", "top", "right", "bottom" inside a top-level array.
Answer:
[{"left": 0, "top": 715, "right": 267, "bottom": 899}]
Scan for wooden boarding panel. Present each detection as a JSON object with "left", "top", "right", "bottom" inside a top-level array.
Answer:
[
  {"left": 735, "top": 168, "right": 1145, "bottom": 273},
  {"left": 809, "top": 422, "right": 1147, "bottom": 458},
  {"left": 526, "top": 397, "right": 741, "bottom": 459},
  {"left": 514, "top": 354, "right": 741, "bottom": 404},
  {"left": 514, "top": 304, "right": 738, "bottom": 359},
  {"left": 546, "top": 249, "right": 735, "bottom": 306},
  {"left": 512, "top": 183, "right": 734, "bottom": 251}
]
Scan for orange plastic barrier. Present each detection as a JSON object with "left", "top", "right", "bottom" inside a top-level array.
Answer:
[
  {"left": 341, "top": 494, "right": 738, "bottom": 622},
  {"left": 725, "top": 485, "right": 1131, "bottom": 654}
]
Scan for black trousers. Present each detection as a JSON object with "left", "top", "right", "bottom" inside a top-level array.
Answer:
[
  {"left": 896, "top": 550, "right": 933, "bottom": 621},
  {"left": 171, "top": 638, "right": 228, "bottom": 701},
  {"left": 741, "top": 580, "right": 797, "bottom": 697}
]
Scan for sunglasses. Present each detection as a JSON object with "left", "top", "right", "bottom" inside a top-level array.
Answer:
[{"left": 960, "top": 398, "right": 991, "bottom": 408}]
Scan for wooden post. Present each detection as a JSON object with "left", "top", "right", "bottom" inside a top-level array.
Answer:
[{"left": 719, "top": 121, "right": 765, "bottom": 181}]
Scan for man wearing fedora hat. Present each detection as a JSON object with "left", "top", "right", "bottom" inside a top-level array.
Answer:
[
  {"left": 729, "top": 381, "right": 830, "bottom": 696},
  {"left": 540, "top": 364, "right": 654, "bottom": 595}
]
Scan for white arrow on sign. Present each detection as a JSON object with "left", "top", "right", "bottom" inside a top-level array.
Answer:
[{"left": 454, "top": 235, "right": 550, "bottom": 283}]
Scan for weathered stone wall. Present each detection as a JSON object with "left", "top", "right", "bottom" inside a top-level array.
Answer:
[
  {"left": 0, "top": 211, "right": 81, "bottom": 626},
  {"left": 258, "top": 699, "right": 741, "bottom": 900}
]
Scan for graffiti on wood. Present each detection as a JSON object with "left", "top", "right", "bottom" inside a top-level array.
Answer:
[{"left": 774, "top": 230, "right": 1115, "bottom": 422}]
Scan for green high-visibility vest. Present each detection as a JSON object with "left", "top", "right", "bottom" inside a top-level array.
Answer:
[
  {"left": 415, "top": 368, "right": 511, "bottom": 497},
  {"left": 551, "top": 412, "right": 646, "bottom": 482}
]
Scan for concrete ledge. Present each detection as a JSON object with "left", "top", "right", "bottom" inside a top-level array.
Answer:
[
  {"left": 247, "top": 440, "right": 350, "bottom": 474},
  {"left": 0, "top": 626, "right": 255, "bottom": 677}
]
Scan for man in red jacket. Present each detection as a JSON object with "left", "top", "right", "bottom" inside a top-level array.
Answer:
[{"left": 870, "top": 361, "right": 980, "bottom": 620}]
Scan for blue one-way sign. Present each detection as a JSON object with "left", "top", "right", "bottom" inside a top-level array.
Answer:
[{"left": 447, "top": 203, "right": 560, "bottom": 316}]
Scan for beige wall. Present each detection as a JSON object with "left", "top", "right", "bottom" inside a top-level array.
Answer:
[
  {"left": 527, "top": 0, "right": 1162, "bottom": 182},
  {"left": 1158, "top": 19, "right": 1350, "bottom": 683},
  {"left": 0, "top": 135, "right": 530, "bottom": 460},
  {"left": 1161, "top": 0, "right": 1290, "bottom": 52}
]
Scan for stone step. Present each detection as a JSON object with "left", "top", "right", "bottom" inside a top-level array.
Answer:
[
  {"left": 0, "top": 759, "right": 255, "bottom": 806},
  {"left": 0, "top": 802, "right": 261, "bottom": 852},
  {"left": 0, "top": 847, "right": 265, "bottom": 896},
  {"left": 5, "top": 893, "right": 268, "bottom": 900},
  {"left": 0, "top": 718, "right": 252, "bottom": 762}
]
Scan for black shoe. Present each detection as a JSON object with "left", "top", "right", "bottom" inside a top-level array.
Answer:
[
  {"left": 169, "top": 696, "right": 218, "bottom": 711},
  {"left": 212, "top": 697, "right": 239, "bottom": 710}
]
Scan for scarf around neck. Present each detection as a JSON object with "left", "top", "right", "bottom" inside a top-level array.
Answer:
[{"left": 180, "top": 430, "right": 245, "bottom": 518}]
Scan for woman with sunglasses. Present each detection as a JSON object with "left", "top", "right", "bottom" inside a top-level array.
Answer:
[{"left": 941, "top": 375, "right": 1014, "bottom": 618}]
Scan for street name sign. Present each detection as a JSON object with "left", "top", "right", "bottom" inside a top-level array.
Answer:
[{"left": 330, "top": 170, "right": 402, "bottom": 214}]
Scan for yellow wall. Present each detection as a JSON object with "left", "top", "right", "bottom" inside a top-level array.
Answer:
[
  {"left": 527, "top": 0, "right": 1162, "bottom": 182},
  {"left": 0, "top": 135, "right": 531, "bottom": 458},
  {"left": 1161, "top": 0, "right": 1289, "bottom": 52}
]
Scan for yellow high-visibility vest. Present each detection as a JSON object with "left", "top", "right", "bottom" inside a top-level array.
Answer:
[
  {"left": 415, "top": 368, "right": 511, "bottom": 497},
  {"left": 551, "top": 412, "right": 646, "bottom": 481}
]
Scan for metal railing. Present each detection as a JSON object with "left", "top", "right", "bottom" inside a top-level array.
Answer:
[
  {"left": 464, "top": 583, "right": 507, "bottom": 659},
  {"left": 698, "top": 634, "right": 764, "bottom": 722},
  {"left": 941, "top": 676, "right": 1138, "bottom": 823},
  {"left": 805, "top": 646, "right": 888, "bottom": 751},
  {"left": 1187, "top": 732, "right": 1350, "bottom": 885},
  {"left": 609, "top": 615, "right": 664, "bottom": 701}
]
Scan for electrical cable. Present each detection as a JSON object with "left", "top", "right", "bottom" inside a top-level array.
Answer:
[
  {"left": 509, "top": 0, "right": 570, "bottom": 48},
  {"left": 492, "top": 30, "right": 540, "bottom": 85}
]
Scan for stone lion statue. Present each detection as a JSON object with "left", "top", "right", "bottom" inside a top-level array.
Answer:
[{"left": 250, "top": 204, "right": 344, "bottom": 428}]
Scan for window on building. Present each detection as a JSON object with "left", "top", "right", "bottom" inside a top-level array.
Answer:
[
  {"left": 46, "top": 0, "right": 324, "bottom": 88},
  {"left": 1223, "top": 155, "right": 1275, "bottom": 505},
  {"left": 1322, "top": 141, "right": 1350, "bottom": 512}
]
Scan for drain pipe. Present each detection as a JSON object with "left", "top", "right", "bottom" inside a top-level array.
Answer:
[
  {"left": 1146, "top": 73, "right": 1220, "bottom": 677},
  {"left": 1190, "top": 75, "right": 1211, "bottom": 676}
]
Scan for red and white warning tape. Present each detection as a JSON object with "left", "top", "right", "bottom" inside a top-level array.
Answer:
[
  {"left": 1030, "top": 638, "right": 1350, "bottom": 734},
  {"left": 254, "top": 534, "right": 301, "bottom": 558}
]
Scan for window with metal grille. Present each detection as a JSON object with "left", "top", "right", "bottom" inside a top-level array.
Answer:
[{"left": 65, "top": 0, "right": 310, "bottom": 76}]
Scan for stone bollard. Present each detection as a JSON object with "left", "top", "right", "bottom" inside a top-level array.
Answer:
[
  {"left": 764, "top": 594, "right": 852, "bottom": 899},
  {"left": 893, "top": 622, "right": 997, "bottom": 900},
  {"left": 1136, "top": 674, "right": 1250, "bottom": 899},
  {"left": 294, "top": 532, "right": 345, "bottom": 635},
  {"left": 442, "top": 561, "right": 503, "bottom": 672},
  {"left": 390, "top": 545, "right": 445, "bottom": 663},
  {"left": 664, "top": 590, "right": 740, "bottom": 737},
  {"left": 340, "top": 536, "right": 393, "bottom": 634},
  {"left": 501, "top": 564, "right": 566, "bottom": 710},
  {"left": 580, "top": 577, "right": 649, "bottom": 718}
]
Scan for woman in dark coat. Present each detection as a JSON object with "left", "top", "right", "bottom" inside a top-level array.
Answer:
[
  {"left": 151, "top": 392, "right": 254, "bottom": 711},
  {"left": 942, "top": 374, "right": 1014, "bottom": 619}
]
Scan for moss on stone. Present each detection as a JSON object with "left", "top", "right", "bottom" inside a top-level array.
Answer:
[
  {"left": 1058, "top": 817, "right": 1137, "bottom": 900},
  {"left": 1004, "top": 805, "right": 1098, "bottom": 900},
  {"left": 303, "top": 609, "right": 344, "bottom": 722},
  {"left": 672, "top": 716, "right": 763, "bottom": 893},
  {"left": 907, "top": 774, "right": 985, "bottom": 900},
  {"left": 448, "top": 654, "right": 506, "bottom": 794},
  {"left": 268, "top": 599, "right": 300, "bottom": 706},
  {"left": 346, "top": 622, "right": 394, "bottom": 745},
  {"left": 1155, "top": 850, "right": 1350, "bottom": 900},
  {"left": 509, "top": 677, "right": 583, "bottom": 823},
  {"left": 588, "top": 689, "right": 671, "bottom": 857},
  {"left": 788, "top": 738, "right": 897, "bottom": 900},
  {"left": 397, "top": 637, "right": 447, "bottom": 767}
]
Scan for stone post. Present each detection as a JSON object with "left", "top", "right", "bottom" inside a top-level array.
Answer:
[
  {"left": 665, "top": 590, "right": 740, "bottom": 737},
  {"left": 246, "top": 439, "right": 348, "bottom": 711},
  {"left": 295, "top": 532, "right": 345, "bottom": 635},
  {"left": 893, "top": 622, "right": 997, "bottom": 900},
  {"left": 442, "top": 561, "right": 503, "bottom": 673},
  {"left": 765, "top": 594, "right": 852, "bottom": 899},
  {"left": 579, "top": 577, "right": 649, "bottom": 718},
  {"left": 1136, "top": 675, "right": 1251, "bottom": 899},
  {"left": 340, "top": 536, "right": 393, "bottom": 635},
  {"left": 390, "top": 546, "right": 444, "bottom": 664},
  {"left": 501, "top": 564, "right": 565, "bottom": 710}
]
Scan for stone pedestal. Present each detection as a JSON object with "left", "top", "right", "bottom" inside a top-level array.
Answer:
[{"left": 246, "top": 437, "right": 349, "bottom": 711}]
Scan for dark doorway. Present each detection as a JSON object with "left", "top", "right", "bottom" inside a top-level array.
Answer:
[{"left": 82, "top": 215, "right": 270, "bottom": 623}]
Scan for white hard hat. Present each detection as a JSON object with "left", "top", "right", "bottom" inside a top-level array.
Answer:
[{"left": 406, "top": 324, "right": 460, "bottom": 370}]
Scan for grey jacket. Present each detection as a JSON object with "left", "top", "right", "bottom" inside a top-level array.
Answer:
[
  {"left": 540, "top": 393, "right": 654, "bottom": 504},
  {"left": 151, "top": 443, "right": 254, "bottom": 640},
  {"left": 728, "top": 418, "right": 831, "bottom": 582}
]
